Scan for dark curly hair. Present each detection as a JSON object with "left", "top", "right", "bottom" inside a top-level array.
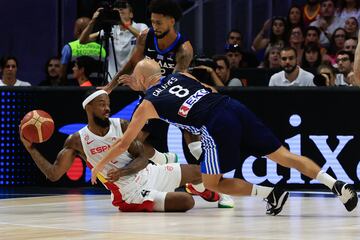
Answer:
[{"left": 149, "top": 0, "right": 183, "bottom": 21}]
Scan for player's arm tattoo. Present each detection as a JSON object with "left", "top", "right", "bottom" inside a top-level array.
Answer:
[
  {"left": 116, "top": 140, "right": 148, "bottom": 177},
  {"left": 174, "top": 41, "right": 194, "bottom": 73},
  {"left": 26, "top": 134, "right": 80, "bottom": 181}
]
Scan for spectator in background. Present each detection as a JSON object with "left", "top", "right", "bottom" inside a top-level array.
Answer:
[
  {"left": 213, "top": 55, "right": 244, "bottom": 86},
  {"left": 80, "top": 0, "right": 148, "bottom": 83},
  {"left": 72, "top": 56, "right": 96, "bottom": 87},
  {"left": 302, "top": 42, "right": 322, "bottom": 69},
  {"left": 258, "top": 46, "right": 281, "bottom": 69},
  {"left": 302, "top": 0, "right": 321, "bottom": 27},
  {"left": 344, "top": 37, "right": 358, "bottom": 53},
  {"left": 0, "top": 56, "right": 31, "bottom": 86},
  {"left": 327, "top": 27, "right": 347, "bottom": 64},
  {"left": 227, "top": 29, "right": 242, "bottom": 45},
  {"left": 225, "top": 44, "right": 244, "bottom": 69},
  {"left": 335, "top": 50, "right": 354, "bottom": 85},
  {"left": 60, "top": 17, "right": 106, "bottom": 86},
  {"left": 352, "top": 29, "right": 360, "bottom": 86},
  {"left": 288, "top": 26, "right": 305, "bottom": 64},
  {"left": 344, "top": 16, "right": 359, "bottom": 38},
  {"left": 304, "top": 26, "right": 321, "bottom": 45},
  {"left": 252, "top": 17, "right": 288, "bottom": 55},
  {"left": 335, "top": 0, "right": 360, "bottom": 22},
  {"left": 225, "top": 29, "right": 259, "bottom": 67},
  {"left": 310, "top": 0, "right": 345, "bottom": 47},
  {"left": 314, "top": 63, "right": 337, "bottom": 86},
  {"left": 286, "top": 5, "right": 304, "bottom": 30},
  {"left": 38, "top": 57, "right": 62, "bottom": 86},
  {"left": 269, "top": 46, "right": 315, "bottom": 86}
]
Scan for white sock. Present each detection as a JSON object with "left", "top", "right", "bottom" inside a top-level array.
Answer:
[
  {"left": 149, "top": 149, "right": 166, "bottom": 165},
  {"left": 188, "top": 141, "right": 202, "bottom": 160},
  {"left": 251, "top": 185, "right": 273, "bottom": 198},
  {"left": 316, "top": 170, "right": 336, "bottom": 189},
  {"left": 192, "top": 183, "right": 206, "bottom": 193}
]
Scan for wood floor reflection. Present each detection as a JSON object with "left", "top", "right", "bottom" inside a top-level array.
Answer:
[{"left": 0, "top": 193, "right": 359, "bottom": 240}]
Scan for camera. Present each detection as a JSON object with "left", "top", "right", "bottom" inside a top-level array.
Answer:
[{"left": 97, "top": 0, "right": 123, "bottom": 26}]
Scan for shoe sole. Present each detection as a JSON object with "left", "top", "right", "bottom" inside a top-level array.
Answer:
[
  {"left": 343, "top": 185, "right": 358, "bottom": 212},
  {"left": 218, "top": 204, "right": 234, "bottom": 208},
  {"left": 267, "top": 191, "right": 289, "bottom": 216}
]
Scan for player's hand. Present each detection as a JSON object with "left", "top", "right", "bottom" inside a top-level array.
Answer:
[
  {"left": 106, "top": 168, "right": 121, "bottom": 182},
  {"left": 91, "top": 164, "right": 104, "bottom": 185},
  {"left": 18, "top": 125, "right": 33, "bottom": 150},
  {"left": 97, "top": 84, "right": 112, "bottom": 94},
  {"left": 119, "top": 74, "right": 142, "bottom": 91}
]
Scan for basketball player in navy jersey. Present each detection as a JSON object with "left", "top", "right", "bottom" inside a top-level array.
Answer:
[
  {"left": 101, "top": 0, "right": 234, "bottom": 207},
  {"left": 102, "top": 0, "right": 193, "bottom": 153},
  {"left": 20, "top": 89, "right": 220, "bottom": 212},
  {"left": 92, "top": 59, "right": 358, "bottom": 215}
]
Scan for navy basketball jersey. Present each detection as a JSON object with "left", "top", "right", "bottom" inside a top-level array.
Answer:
[
  {"left": 144, "top": 28, "right": 187, "bottom": 75},
  {"left": 144, "top": 73, "right": 228, "bottom": 130}
]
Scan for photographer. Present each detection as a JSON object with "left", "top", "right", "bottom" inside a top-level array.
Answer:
[
  {"left": 79, "top": 0, "right": 148, "bottom": 83},
  {"left": 60, "top": 17, "right": 106, "bottom": 86}
]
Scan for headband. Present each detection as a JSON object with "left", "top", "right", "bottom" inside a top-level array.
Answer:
[{"left": 82, "top": 90, "right": 108, "bottom": 109}]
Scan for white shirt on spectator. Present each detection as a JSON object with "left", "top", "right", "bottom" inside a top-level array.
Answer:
[
  {"left": 310, "top": 17, "right": 345, "bottom": 47},
  {"left": 227, "top": 78, "right": 243, "bottom": 86},
  {"left": 335, "top": 74, "right": 351, "bottom": 86},
  {"left": 100, "top": 22, "right": 148, "bottom": 82},
  {"left": 269, "top": 67, "right": 315, "bottom": 86},
  {"left": 0, "top": 79, "right": 31, "bottom": 86},
  {"left": 336, "top": 9, "right": 360, "bottom": 23}
]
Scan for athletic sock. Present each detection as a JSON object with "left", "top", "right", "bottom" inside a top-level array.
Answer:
[
  {"left": 149, "top": 149, "right": 167, "bottom": 165},
  {"left": 316, "top": 170, "right": 336, "bottom": 189},
  {"left": 251, "top": 185, "right": 273, "bottom": 198}
]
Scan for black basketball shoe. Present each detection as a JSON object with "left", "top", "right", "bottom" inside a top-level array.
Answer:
[
  {"left": 332, "top": 180, "right": 358, "bottom": 212},
  {"left": 265, "top": 187, "right": 289, "bottom": 216}
]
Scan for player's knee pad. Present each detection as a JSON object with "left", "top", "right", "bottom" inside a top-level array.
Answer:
[{"left": 188, "top": 141, "right": 202, "bottom": 160}]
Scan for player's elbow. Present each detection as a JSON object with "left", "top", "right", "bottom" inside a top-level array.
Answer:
[
  {"left": 47, "top": 175, "right": 61, "bottom": 182},
  {"left": 46, "top": 171, "right": 63, "bottom": 182}
]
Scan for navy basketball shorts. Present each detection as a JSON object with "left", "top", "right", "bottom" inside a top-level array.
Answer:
[{"left": 200, "top": 98, "right": 281, "bottom": 174}]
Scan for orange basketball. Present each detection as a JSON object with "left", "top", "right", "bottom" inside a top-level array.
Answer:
[{"left": 20, "top": 110, "right": 55, "bottom": 143}]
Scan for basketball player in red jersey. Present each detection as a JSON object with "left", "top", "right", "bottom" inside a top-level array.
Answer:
[{"left": 19, "top": 89, "right": 219, "bottom": 212}]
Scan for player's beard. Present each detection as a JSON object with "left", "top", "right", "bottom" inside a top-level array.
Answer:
[
  {"left": 156, "top": 29, "right": 170, "bottom": 39},
  {"left": 93, "top": 115, "right": 110, "bottom": 128}
]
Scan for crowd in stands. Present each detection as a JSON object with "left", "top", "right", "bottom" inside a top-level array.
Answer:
[{"left": 2, "top": 0, "right": 360, "bottom": 87}]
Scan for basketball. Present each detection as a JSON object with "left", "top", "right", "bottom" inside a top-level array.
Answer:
[{"left": 20, "top": 110, "right": 55, "bottom": 143}]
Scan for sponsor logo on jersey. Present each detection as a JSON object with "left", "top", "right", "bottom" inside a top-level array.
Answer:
[
  {"left": 90, "top": 145, "right": 111, "bottom": 155},
  {"left": 177, "top": 89, "right": 210, "bottom": 117}
]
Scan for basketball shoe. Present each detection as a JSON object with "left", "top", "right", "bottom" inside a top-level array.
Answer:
[
  {"left": 185, "top": 183, "right": 220, "bottom": 202},
  {"left": 264, "top": 187, "right": 289, "bottom": 216},
  {"left": 332, "top": 180, "right": 358, "bottom": 212},
  {"left": 218, "top": 194, "right": 235, "bottom": 208}
]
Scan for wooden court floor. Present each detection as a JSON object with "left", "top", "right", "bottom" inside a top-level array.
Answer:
[{"left": 0, "top": 192, "right": 359, "bottom": 240}]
